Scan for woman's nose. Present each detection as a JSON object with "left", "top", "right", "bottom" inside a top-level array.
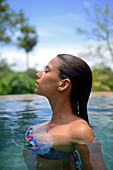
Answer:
[
  {"left": 36, "top": 71, "right": 42, "bottom": 79},
  {"left": 36, "top": 72, "right": 40, "bottom": 79}
]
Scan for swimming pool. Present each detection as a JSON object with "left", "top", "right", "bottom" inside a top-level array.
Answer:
[{"left": 0, "top": 94, "right": 113, "bottom": 169}]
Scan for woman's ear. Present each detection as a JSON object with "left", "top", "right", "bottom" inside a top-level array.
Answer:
[{"left": 58, "top": 79, "right": 71, "bottom": 92}]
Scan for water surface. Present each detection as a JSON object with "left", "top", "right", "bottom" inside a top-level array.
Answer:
[{"left": 0, "top": 94, "right": 113, "bottom": 169}]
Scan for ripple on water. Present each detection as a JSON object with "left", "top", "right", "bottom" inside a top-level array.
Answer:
[{"left": 0, "top": 94, "right": 113, "bottom": 169}]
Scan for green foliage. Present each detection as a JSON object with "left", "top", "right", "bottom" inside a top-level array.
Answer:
[
  {"left": 92, "top": 67, "right": 113, "bottom": 91},
  {"left": 8, "top": 75, "right": 26, "bottom": 94},
  {"left": 0, "top": 57, "right": 38, "bottom": 95},
  {"left": 0, "top": 57, "right": 10, "bottom": 71},
  {"left": 17, "top": 24, "right": 38, "bottom": 53},
  {"left": 0, "top": 56, "right": 13, "bottom": 78},
  {"left": 0, "top": 0, "right": 27, "bottom": 45},
  {"left": 0, "top": 72, "right": 37, "bottom": 95},
  {"left": 76, "top": 3, "right": 113, "bottom": 62},
  {"left": 26, "top": 68, "right": 38, "bottom": 79},
  {"left": 0, "top": 56, "right": 37, "bottom": 95}
]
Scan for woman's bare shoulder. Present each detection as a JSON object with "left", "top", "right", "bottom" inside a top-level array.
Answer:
[
  {"left": 70, "top": 119, "right": 94, "bottom": 143},
  {"left": 32, "top": 121, "right": 50, "bottom": 133}
]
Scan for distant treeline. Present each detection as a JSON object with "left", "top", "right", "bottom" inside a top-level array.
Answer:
[
  {"left": 0, "top": 68, "right": 37, "bottom": 95},
  {"left": 92, "top": 67, "right": 113, "bottom": 91},
  {"left": 0, "top": 66, "right": 113, "bottom": 95}
]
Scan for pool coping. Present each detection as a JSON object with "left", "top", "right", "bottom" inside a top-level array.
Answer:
[
  {"left": 0, "top": 92, "right": 113, "bottom": 101},
  {"left": 91, "top": 91, "right": 113, "bottom": 96}
]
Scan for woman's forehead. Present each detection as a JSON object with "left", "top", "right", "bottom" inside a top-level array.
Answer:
[{"left": 48, "top": 56, "right": 60, "bottom": 68}]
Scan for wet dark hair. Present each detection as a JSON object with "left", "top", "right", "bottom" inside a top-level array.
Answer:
[{"left": 57, "top": 54, "right": 92, "bottom": 124}]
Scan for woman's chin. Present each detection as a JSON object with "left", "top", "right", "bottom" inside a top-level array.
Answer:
[
  {"left": 35, "top": 89, "right": 39, "bottom": 94},
  {"left": 35, "top": 89, "right": 42, "bottom": 96}
]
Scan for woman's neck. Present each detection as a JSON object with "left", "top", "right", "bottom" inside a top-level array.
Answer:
[{"left": 48, "top": 95, "right": 75, "bottom": 124}]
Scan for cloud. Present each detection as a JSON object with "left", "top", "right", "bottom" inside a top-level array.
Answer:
[
  {"left": 1, "top": 39, "right": 112, "bottom": 72},
  {"left": 1, "top": 50, "right": 26, "bottom": 71},
  {"left": 1, "top": 43, "right": 85, "bottom": 71},
  {"left": 30, "top": 43, "right": 89, "bottom": 71},
  {"left": 38, "top": 29, "right": 52, "bottom": 37}
]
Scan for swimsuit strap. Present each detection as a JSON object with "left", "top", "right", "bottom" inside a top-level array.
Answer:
[{"left": 72, "top": 151, "right": 83, "bottom": 170}]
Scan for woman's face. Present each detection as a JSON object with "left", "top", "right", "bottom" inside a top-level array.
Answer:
[{"left": 35, "top": 57, "right": 61, "bottom": 98}]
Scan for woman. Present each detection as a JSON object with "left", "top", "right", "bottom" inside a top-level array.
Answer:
[{"left": 24, "top": 54, "right": 106, "bottom": 169}]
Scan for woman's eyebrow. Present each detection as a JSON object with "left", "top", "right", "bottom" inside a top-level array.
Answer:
[{"left": 45, "top": 65, "right": 51, "bottom": 70}]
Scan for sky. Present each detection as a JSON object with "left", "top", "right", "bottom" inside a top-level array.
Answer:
[{"left": 1, "top": 0, "right": 113, "bottom": 71}]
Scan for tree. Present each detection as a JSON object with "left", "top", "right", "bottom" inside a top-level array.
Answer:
[
  {"left": 0, "top": 55, "right": 12, "bottom": 78},
  {"left": 76, "top": 3, "right": 113, "bottom": 65},
  {"left": 16, "top": 24, "right": 38, "bottom": 70},
  {"left": 0, "top": 0, "right": 27, "bottom": 45},
  {"left": 0, "top": 0, "right": 38, "bottom": 71}
]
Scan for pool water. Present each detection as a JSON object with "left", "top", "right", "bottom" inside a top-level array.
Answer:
[{"left": 0, "top": 94, "right": 113, "bottom": 170}]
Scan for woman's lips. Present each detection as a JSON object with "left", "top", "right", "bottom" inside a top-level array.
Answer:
[{"left": 35, "top": 81, "right": 39, "bottom": 86}]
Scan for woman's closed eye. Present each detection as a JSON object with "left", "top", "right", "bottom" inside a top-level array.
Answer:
[
  {"left": 44, "top": 69, "right": 49, "bottom": 73},
  {"left": 44, "top": 65, "right": 51, "bottom": 73}
]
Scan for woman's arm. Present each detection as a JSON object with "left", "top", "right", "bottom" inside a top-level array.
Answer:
[
  {"left": 74, "top": 139, "right": 107, "bottom": 170},
  {"left": 70, "top": 122, "right": 107, "bottom": 170},
  {"left": 86, "top": 138, "right": 107, "bottom": 170},
  {"left": 75, "top": 143, "right": 93, "bottom": 170}
]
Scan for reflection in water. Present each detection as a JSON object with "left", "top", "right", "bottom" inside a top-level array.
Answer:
[{"left": 0, "top": 94, "right": 113, "bottom": 169}]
